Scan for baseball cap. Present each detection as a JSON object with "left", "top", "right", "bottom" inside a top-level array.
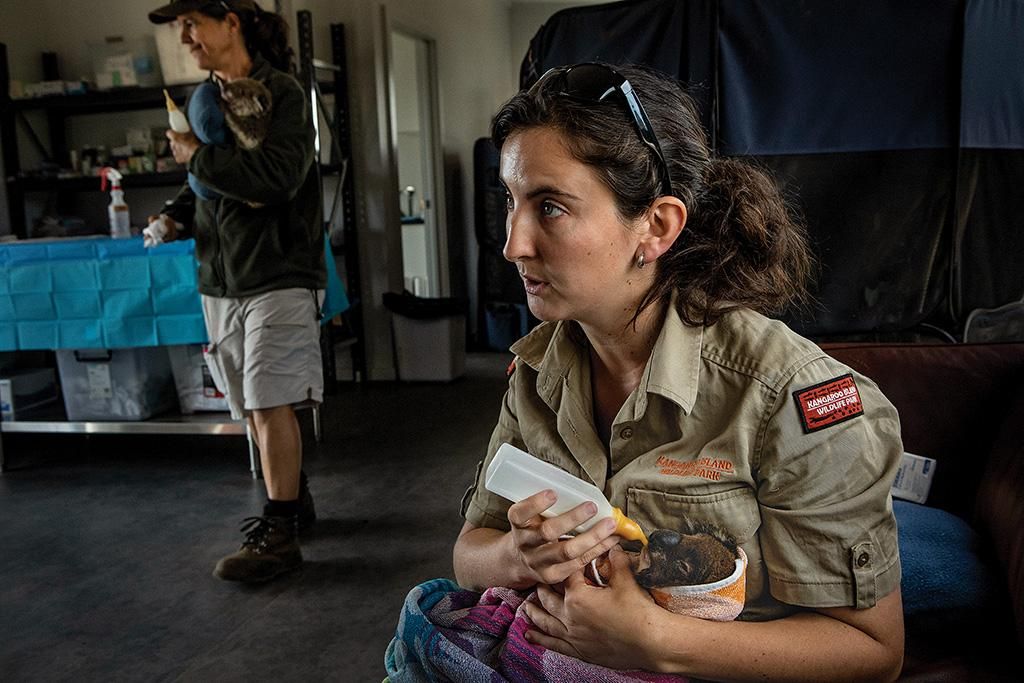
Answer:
[{"left": 148, "top": 0, "right": 258, "bottom": 24}]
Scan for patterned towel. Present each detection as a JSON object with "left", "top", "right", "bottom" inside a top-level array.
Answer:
[{"left": 384, "top": 578, "right": 688, "bottom": 682}]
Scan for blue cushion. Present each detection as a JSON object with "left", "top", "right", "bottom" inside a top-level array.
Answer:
[
  {"left": 186, "top": 81, "right": 227, "bottom": 201},
  {"left": 894, "top": 500, "right": 997, "bottom": 621}
]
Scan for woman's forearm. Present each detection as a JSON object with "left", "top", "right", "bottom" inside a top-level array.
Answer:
[
  {"left": 644, "top": 591, "right": 903, "bottom": 682},
  {"left": 453, "top": 525, "right": 535, "bottom": 592}
]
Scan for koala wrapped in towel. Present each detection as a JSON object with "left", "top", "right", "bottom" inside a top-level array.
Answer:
[
  {"left": 186, "top": 77, "right": 273, "bottom": 205},
  {"left": 590, "top": 519, "right": 747, "bottom": 621},
  {"left": 385, "top": 521, "right": 748, "bottom": 682}
]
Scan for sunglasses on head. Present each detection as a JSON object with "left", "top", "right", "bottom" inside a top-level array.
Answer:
[{"left": 532, "top": 63, "right": 673, "bottom": 197}]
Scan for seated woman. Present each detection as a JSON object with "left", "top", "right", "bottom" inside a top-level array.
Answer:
[{"left": 395, "top": 63, "right": 905, "bottom": 682}]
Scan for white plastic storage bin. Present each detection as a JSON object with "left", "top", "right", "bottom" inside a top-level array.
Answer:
[
  {"left": 384, "top": 292, "right": 467, "bottom": 382},
  {"left": 56, "top": 347, "right": 177, "bottom": 421},
  {"left": 167, "top": 344, "right": 229, "bottom": 413},
  {"left": 392, "top": 315, "right": 466, "bottom": 381}
]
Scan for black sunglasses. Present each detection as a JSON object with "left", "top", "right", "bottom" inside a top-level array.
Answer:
[{"left": 532, "top": 63, "right": 673, "bottom": 197}]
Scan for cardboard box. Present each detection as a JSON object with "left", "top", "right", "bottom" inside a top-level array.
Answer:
[
  {"left": 90, "top": 36, "right": 162, "bottom": 89},
  {"left": 167, "top": 344, "right": 229, "bottom": 413},
  {"left": 0, "top": 368, "right": 59, "bottom": 421},
  {"left": 154, "top": 23, "right": 207, "bottom": 85}
]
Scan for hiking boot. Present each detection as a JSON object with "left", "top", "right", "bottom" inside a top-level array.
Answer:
[
  {"left": 298, "top": 471, "right": 316, "bottom": 534},
  {"left": 213, "top": 516, "right": 302, "bottom": 583}
]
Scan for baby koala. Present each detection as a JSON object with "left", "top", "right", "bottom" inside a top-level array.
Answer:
[
  {"left": 585, "top": 519, "right": 745, "bottom": 620},
  {"left": 635, "top": 520, "right": 739, "bottom": 589},
  {"left": 219, "top": 77, "right": 273, "bottom": 151}
]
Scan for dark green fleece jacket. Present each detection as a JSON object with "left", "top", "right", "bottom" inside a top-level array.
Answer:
[{"left": 162, "top": 56, "right": 325, "bottom": 298}]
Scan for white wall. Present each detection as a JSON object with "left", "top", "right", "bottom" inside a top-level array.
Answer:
[
  {"left": 1, "top": 0, "right": 516, "bottom": 379},
  {"left": 295, "top": 0, "right": 516, "bottom": 379}
]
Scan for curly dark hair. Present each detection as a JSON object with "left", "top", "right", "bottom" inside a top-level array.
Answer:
[
  {"left": 491, "top": 64, "right": 813, "bottom": 327},
  {"left": 198, "top": 1, "right": 295, "bottom": 74}
]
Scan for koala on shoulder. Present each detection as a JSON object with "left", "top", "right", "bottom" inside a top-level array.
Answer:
[{"left": 219, "top": 77, "right": 273, "bottom": 151}]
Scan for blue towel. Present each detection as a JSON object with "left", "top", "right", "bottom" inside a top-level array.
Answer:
[{"left": 186, "top": 81, "right": 227, "bottom": 201}]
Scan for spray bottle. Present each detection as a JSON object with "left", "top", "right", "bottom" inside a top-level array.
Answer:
[
  {"left": 485, "top": 442, "right": 649, "bottom": 545},
  {"left": 163, "top": 89, "right": 191, "bottom": 133},
  {"left": 100, "top": 168, "right": 131, "bottom": 239}
]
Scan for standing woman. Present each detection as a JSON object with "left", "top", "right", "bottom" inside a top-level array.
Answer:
[
  {"left": 147, "top": 0, "right": 325, "bottom": 583},
  {"left": 453, "top": 64, "right": 905, "bottom": 680}
]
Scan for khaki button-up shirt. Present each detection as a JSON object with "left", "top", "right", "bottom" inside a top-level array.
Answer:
[{"left": 462, "top": 305, "right": 902, "bottom": 621}]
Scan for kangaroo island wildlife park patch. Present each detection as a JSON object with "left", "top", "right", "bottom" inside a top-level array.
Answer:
[{"left": 793, "top": 374, "right": 864, "bottom": 433}]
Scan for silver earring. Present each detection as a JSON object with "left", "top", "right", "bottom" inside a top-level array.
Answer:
[{"left": 636, "top": 251, "right": 646, "bottom": 269}]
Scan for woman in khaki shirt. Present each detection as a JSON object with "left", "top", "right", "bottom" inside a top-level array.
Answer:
[{"left": 454, "top": 63, "right": 904, "bottom": 681}]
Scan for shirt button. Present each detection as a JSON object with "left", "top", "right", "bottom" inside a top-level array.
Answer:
[
  {"left": 856, "top": 551, "right": 870, "bottom": 568},
  {"left": 619, "top": 427, "right": 634, "bottom": 440}
]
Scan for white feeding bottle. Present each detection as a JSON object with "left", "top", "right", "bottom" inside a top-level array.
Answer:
[
  {"left": 164, "top": 89, "right": 190, "bottom": 133},
  {"left": 485, "top": 442, "right": 648, "bottom": 545}
]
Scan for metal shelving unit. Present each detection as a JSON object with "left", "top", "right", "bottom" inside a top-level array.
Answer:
[
  {"left": 295, "top": 15, "right": 366, "bottom": 384},
  {"left": 0, "top": 410, "right": 253, "bottom": 473}
]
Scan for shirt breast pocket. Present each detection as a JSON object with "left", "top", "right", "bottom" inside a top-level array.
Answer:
[{"left": 626, "top": 486, "right": 774, "bottom": 620}]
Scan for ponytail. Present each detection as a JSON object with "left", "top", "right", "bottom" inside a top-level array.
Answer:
[
  {"left": 242, "top": 6, "right": 294, "bottom": 74},
  {"left": 642, "top": 157, "right": 814, "bottom": 326}
]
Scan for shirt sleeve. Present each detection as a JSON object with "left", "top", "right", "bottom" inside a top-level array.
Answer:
[
  {"left": 160, "top": 182, "right": 195, "bottom": 231},
  {"left": 460, "top": 366, "right": 528, "bottom": 531},
  {"left": 754, "top": 355, "right": 903, "bottom": 609}
]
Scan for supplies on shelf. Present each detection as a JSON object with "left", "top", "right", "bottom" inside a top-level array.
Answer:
[
  {"left": 0, "top": 368, "right": 59, "bottom": 421},
  {"left": 89, "top": 36, "right": 162, "bottom": 89},
  {"left": 167, "top": 344, "right": 230, "bottom": 413},
  {"left": 56, "top": 347, "right": 178, "bottom": 421}
]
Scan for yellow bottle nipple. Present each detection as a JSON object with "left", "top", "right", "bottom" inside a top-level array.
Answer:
[
  {"left": 611, "top": 507, "right": 648, "bottom": 546},
  {"left": 163, "top": 89, "right": 179, "bottom": 113}
]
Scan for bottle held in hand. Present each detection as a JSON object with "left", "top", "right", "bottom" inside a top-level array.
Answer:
[{"left": 485, "top": 442, "right": 649, "bottom": 545}]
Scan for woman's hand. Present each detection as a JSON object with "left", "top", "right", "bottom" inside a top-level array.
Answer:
[
  {"left": 522, "top": 545, "right": 662, "bottom": 671},
  {"left": 506, "top": 490, "right": 622, "bottom": 587},
  {"left": 167, "top": 129, "right": 201, "bottom": 165}
]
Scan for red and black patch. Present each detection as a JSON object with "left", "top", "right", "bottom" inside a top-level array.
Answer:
[{"left": 792, "top": 374, "right": 864, "bottom": 433}]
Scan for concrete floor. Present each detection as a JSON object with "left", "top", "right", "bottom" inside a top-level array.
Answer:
[{"left": 0, "top": 353, "right": 510, "bottom": 682}]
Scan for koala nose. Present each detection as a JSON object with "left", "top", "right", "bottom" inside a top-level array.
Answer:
[{"left": 649, "top": 529, "right": 682, "bottom": 549}]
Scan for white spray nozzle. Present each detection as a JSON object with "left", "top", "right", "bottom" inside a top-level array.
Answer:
[{"left": 100, "top": 167, "right": 123, "bottom": 191}]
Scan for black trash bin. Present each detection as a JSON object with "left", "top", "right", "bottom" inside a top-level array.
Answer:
[{"left": 383, "top": 291, "right": 468, "bottom": 381}]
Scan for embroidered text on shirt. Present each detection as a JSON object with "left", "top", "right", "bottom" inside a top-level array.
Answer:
[{"left": 657, "top": 455, "right": 735, "bottom": 481}]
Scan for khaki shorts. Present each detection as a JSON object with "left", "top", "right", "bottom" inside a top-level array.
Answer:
[{"left": 201, "top": 288, "right": 324, "bottom": 419}]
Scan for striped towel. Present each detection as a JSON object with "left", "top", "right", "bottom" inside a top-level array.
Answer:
[{"left": 384, "top": 578, "right": 688, "bottom": 682}]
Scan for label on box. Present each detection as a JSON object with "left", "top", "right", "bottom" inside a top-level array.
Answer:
[
  {"left": 891, "top": 451, "right": 936, "bottom": 504},
  {"left": 0, "top": 380, "right": 12, "bottom": 421},
  {"left": 87, "top": 363, "right": 113, "bottom": 400}
]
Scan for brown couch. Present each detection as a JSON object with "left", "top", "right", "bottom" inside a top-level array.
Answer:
[{"left": 822, "top": 342, "right": 1024, "bottom": 681}]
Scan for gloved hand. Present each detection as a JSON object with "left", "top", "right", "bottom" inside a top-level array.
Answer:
[{"left": 143, "top": 214, "right": 181, "bottom": 247}]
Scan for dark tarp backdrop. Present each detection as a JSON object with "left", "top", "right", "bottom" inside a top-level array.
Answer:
[{"left": 496, "top": 0, "right": 1024, "bottom": 341}]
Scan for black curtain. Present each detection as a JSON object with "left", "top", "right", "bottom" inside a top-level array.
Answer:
[{"left": 518, "top": 0, "right": 1024, "bottom": 340}]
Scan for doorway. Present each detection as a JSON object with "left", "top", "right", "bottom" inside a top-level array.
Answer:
[{"left": 387, "top": 28, "right": 446, "bottom": 298}]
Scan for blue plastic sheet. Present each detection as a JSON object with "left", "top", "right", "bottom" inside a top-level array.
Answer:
[{"left": 0, "top": 237, "right": 208, "bottom": 351}]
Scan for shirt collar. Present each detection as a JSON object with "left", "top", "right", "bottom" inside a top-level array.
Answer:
[
  {"left": 510, "top": 301, "right": 703, "bottom": 416},
  {"left": 637, "top": 301, "right": 703, "bottom": 416}
]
